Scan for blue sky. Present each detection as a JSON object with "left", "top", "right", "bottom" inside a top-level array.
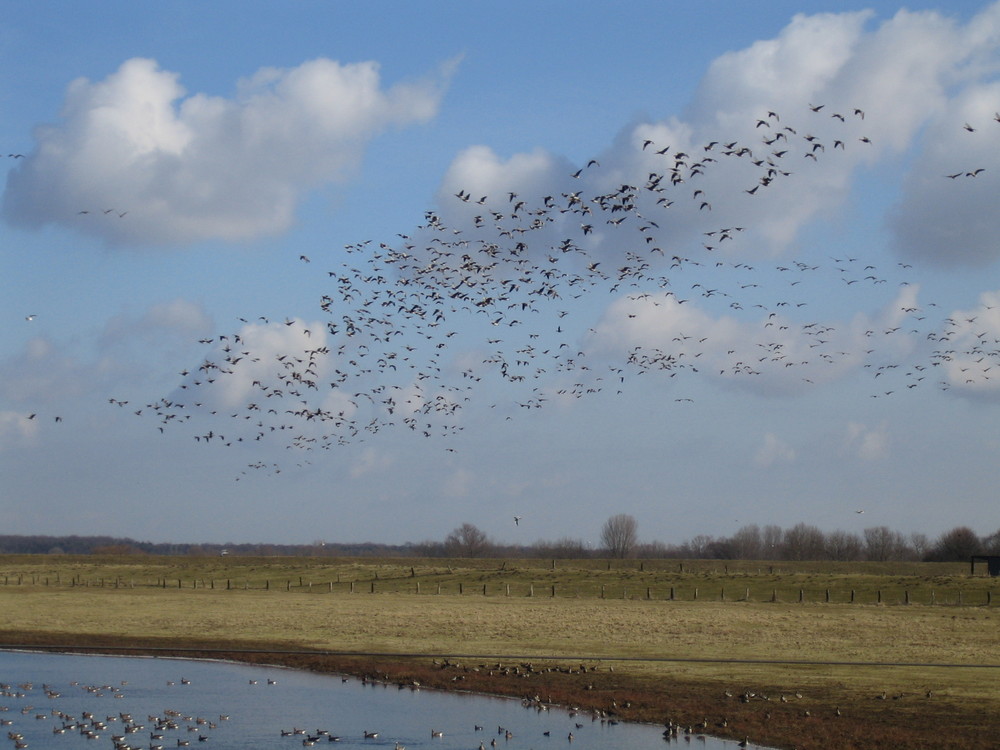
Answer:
[{"left": 2, "top": 1, "right": 999, "bottom": 547}]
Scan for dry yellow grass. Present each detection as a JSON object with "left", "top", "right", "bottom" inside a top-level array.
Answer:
[
  {"left": 3, "top": 586, "right": 997, "bottom": 667},
  {"left": 4, "top": 560, "right": 1000, "bottom": 748}
]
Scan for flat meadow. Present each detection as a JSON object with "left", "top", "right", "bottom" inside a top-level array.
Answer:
[{"left": 1, "top": 555, "right": 998, "bottom": 749}]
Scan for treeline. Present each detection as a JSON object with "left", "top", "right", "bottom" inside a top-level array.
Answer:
[
  {"left": 0, "top": 535, "right": 417, "bottom": 557},
  {"left": 414, "top": 522, "right": 1000, "bottom": 562},
  {"left": 632, "top": 523, "right": 1000, "bottom": 563},
  {"left": 1, "top": 522, "right": 998, "bottom": 562}
]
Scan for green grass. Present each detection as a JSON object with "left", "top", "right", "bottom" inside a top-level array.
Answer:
[{"left": 0, "top": 555, "right": 990, "bottom": 606}]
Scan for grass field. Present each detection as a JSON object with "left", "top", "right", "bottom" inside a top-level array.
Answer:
[{"left": 1, "top": 555, "right": 998, "bottom": 749}]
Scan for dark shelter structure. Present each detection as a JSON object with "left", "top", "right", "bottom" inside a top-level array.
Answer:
[{"left": 970, "top": 555, "right": 1000, "bottom": 576}]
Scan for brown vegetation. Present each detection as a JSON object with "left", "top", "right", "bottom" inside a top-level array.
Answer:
[{"left": 1, "top": 556, "right": 998, "bottom": 749}]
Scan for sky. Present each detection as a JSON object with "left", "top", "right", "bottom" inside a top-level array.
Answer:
[{"left": 2, "top": 1, "right": 999, "bottom": 548}]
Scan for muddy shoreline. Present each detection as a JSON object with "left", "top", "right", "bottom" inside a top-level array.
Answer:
[{"left": 4, "top": 631, "right": 997, "bottom": 749}]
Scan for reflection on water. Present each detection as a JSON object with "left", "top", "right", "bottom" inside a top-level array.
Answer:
[{"left": 0, "top": 650, "right": 763, "bottom": 749}]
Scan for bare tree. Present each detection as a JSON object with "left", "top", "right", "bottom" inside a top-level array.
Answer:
[
  {"left": 600, "top": 513, "right": 638, "bottom": 558},
  {"left": 981, "top": 529, "right": 1000, "bottom": 555},
  {"left": 863, "top": 526, "right": 906, "bottom": 562},
  {"left": 533, "top": 537, "right": 592, "bottom": 558},
  {"left": 444, "top": 523, "right": 492, "bottom": 557},
  {"left": 825, "top": 530, "right": 863, "bottom": 561},
  {"left": 730, "top": 524, "right": 763, "bottom": 559},
  {"left": 761, "top": 524, "right": 783, "bottom": 559},
  {"left": 781, "top": 523, "right": 827, "bottom": 560},
  {"left": 929, "top": 526, "right": 981, "bottom": 561},
  {"left": 909, "top": 532, "right": 931, "bottom": 560}
]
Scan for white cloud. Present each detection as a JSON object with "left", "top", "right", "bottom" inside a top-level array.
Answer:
[
  {"left": 582, "top": 287, "right": 926, "bottom": 397},
  {"left": 935, "top": 289, "right": 1000, "bottom": 396},
  {"left": 178, "top": 318, "right": 330, "bottom": 410},
  {"left": 442, "top": 466, "right": 475, "bottom": 498},
  {"left": 422, "top": 5, "right": 999, "bottom": 266},
  {"left": 438, "top": 145, "right": 570, "bottom": 207},
  {"left": 890, "top": 80, "right": 1000, "bottom": 266},
  {"left": 0, "top": 411, "right": 41, "bottom": 450},
  {"left": 349, "top": 446, "right": 394, "bottom": 480},
  {"left": 3, "top": 56, "right": 453, "bottom": 246},
  {"left": 845, "top": 421, "right": 889, "bottom": 461},
  {"left": 755, "top": 432, "right": 796, "bottom": 467},
  {"left": 101, "top": 298, "right": 213, "bottom": 345},
  {"left": 0, "top": 337, "right": 92, "bottom": 403}
]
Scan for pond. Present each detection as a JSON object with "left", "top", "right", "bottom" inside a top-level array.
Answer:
[{"left": 0, "top": 650, "right": 764, "bottom": 749}]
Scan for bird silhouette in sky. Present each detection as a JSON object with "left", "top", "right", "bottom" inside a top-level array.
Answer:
[{"left": 122, "top": 103, "right": 999, "bottom": 480}]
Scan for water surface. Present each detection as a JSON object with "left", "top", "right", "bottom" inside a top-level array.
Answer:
[{"left": 0, "top": 650, "right": 762, "bottom": 749}]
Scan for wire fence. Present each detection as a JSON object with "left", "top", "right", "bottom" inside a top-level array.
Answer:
[{"left": 1, "top": 572, "right": 994, "bottom": 606}]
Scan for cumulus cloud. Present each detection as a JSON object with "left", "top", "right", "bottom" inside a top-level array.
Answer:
[
  {"left": 936, "top": 289, "right": 1000, "bottom": 396},
  {"left": 101, "top": 298, "right": 213, "bottom": 345},
  {"left": 442, "top": 466, "right": 475, "bottom": 498},
  {"left": 845, "top": 421, "right": 889, "bottom": 461},
  {"left": 581, "top": 285, "right": 926, "bottom": 397},
  {"left": 755, "top": 432, "right": 796, "bottom": 467},
  {"left": 3, "top": 56, "right": 453, "bottom": 245},
  {"left": 0, "top": 411, "right": 41, "bottom": 451},
  {"left": 890, "top": 80, "right": 1000, "bottom": 266},
  {"left": 349, "top": 446, "right": 394, "bottom": 480},
  {"left": 0, "top": 337, "right": 94, "bottom": 404},
  {"left": 423, "top": 5, "right": 1000, "bottom": 265},
  {"left": 178, "top": 318, "right": 330, "bottom": 410}
]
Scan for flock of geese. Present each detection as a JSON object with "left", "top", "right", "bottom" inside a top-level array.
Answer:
[
  {"left": 80, "top": 103, "right": 993, "bottom": 472},
  {"left": 0, "top": 672, "right": 626, "bottom": 750},
  {"left": 1, "top": 679, "right": 229, "bottom": 750}
]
